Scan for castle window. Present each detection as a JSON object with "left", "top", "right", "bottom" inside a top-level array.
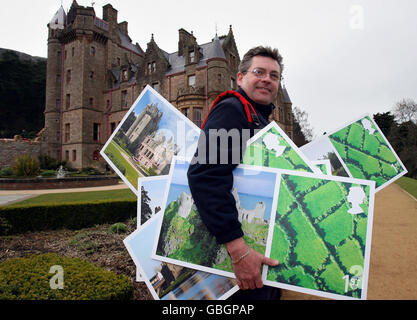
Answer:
[
  {"left": 56, "top": 99, "right": 61, "bottom": 109},
  {"left": 230, "top": 77, "right": 235, "bottom": 89},
  {"left": 152, "top": 82, "right": 160, "bottom": 92},
  {"left": 66, "top": 70, "right": 71, "bottom": 83},
  {"left": 64, "top": 50, "right": 67, "bottom": 60},
  {"left": 188, "top": 75, "right": 196, "bottom": 88},
  {"left": 217, "top": 73, "right": 222, "bottom": 83},
  {"left": 110, "top": 122, "right": 116, "bottom": 133},
  {"left": 65, "top": 150, "right": 69, "bottom": 161},
  {"left": 193, "top": 107, "right": 203, "bottom": 128},
  {"left": 66, "top": 94, "right": 70, "bottom": 109},
  {"left": 72, "top": 150, "right": 76, "bottom": 161},
  {"left": 56, "top": 74, "right": 61, "bottom": 85},
  {"left": 122, "top": 69, "right": 128, "bottom": 81},
  {"left": 64, "top": 123, "right": 70, "bottom": 142},
  {"left": 72, "top": 47, "right": 75, "bottom": 57},
  {"left": 287, "top": 112, "right": 291, "bottom": 122},
  {"left": 93, "top": 123, "right": 100, "bottom": 141},
  {"left": 147, "top": 63, "right": 152, "bottom": 74},
  {"left": 189, "top": 50, "right": 195, "bottom": 63},
  {"left": 182, "top": 107, "right": 190, "bottom": 119},
  {"left": 230, "top": 53, "right": 236, "bottom": 68},
  {"left": 117, "top": 57, "right": 121, "bottom": 66},
  {"left": 152, "top": 62, "right": 156, "bottom": 72},
  {"left": 90, "top": 46, "right": 96, "bottom": 56},
  {"left": 121, "top": 90, "right": 128, "bottom": 108},
  {"left": 89, "top": 97, "right": 94, "bottom": 107},
  {"left": 89, "top": 71, "right": 94, "bottom": 80}
]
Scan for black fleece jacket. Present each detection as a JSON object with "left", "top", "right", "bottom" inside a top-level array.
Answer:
[{"left": 187, "top": 87, "right": 274, "bottom": 244}]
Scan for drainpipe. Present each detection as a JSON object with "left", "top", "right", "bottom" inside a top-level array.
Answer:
[
  {"left": 59, "top": 43, "right": 65, "bottom": 161},
  {"left": 205, "top": 65, "right": 208, "bottom": 115}
]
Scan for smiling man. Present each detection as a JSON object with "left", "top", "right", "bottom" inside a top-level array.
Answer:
[{"left": 187, "top": 46, "right": 283, "bottom": 300}]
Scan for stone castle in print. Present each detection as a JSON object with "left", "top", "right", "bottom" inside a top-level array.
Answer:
[{"left": 40, "top": 1, "right": 293, "bottom": 169}]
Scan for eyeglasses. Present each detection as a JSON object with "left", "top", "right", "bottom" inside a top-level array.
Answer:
[{"left": 245, "top": 68, "right": 280, "bottom": 82}]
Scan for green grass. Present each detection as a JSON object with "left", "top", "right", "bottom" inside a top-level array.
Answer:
[
  {"left": 7, "top": 189, "right": 136, "bottom": 207},
  {"left": 395, "top": 176, "right": 417, "bottom": 199},
  {"left": 104, "top": 141, "right": 140, "bottom": 189}
]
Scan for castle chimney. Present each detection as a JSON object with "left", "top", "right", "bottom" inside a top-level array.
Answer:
[
  {"left": 103, "top": 4, "right": 117, "bottom": 23},
  {"left": 118, "top": 21, "right": 128, "bottom": 35}
]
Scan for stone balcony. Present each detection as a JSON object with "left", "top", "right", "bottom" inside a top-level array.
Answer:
[{"left": 177, "top": 85, "right": 205, "bottom": 98}]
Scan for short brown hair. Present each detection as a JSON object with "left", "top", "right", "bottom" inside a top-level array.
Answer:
[{"left": 238, "top": 46, "right": 283, "bottom": 76}]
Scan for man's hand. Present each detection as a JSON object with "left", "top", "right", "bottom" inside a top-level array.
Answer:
[{"left": 226, "top": 237, "right": 279, "bottom": 290}]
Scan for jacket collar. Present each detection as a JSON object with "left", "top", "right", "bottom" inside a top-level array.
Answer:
[{"left": 237, "top": 87, "right": 275, "bottom": 122}]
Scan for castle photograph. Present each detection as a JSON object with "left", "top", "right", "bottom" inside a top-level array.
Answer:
[
  {"left": 40, "top": 1, "right": 293, "bottom": 171},
  {"left": 101, "top": 86, "right": 200, "bottom": 192}
]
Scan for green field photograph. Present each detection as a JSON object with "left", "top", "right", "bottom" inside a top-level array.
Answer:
[
  {"left": 328, "top": 114, "right": 407, "bottom": 191},
  {"left": 242, "top": 121, "right": 317, "bottom": 174},
  {"left": 263, "top": 170, "right": 375, "bottom": 300}
]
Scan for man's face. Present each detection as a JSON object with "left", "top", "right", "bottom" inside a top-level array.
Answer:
[{"left": 237, "top": 56, "right": 280, "bottom": 105}]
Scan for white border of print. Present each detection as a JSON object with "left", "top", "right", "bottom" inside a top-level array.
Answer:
[
  {"left": 152, "top": 156, "right": 280, "bottom": 279},
  {"left": 135, "top": 175, "right": 169, "bottom": 282},
  {"left": 137, "top": 175, "right": 169, "bottom": 227},
  {"left": 124, "top": 212, "right": 239, "bottom": 300},
  {"left": 245, "top": 121, "right": 321, "bottom": 174},
  {"left": 262, "top": 169, "right": 376, "bottom": 300},
  {"left": 324, "top": 113, "right": 407, "bottom": 192},
  {"left": 311, "top": 160, "right": 332, "bottom": 176},
  {"left": 100, "top": 85, "right": 200, "bottom": 196}
]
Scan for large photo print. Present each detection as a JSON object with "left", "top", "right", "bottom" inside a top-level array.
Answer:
[
  {"left": 327, "top": 114, "right": 407, "bottom": 191},
  {"left": 263, "top": 170, "right": 376, "bottom": 300},
  {"left": 100, "top": 86, "right": 200, "bottom": 195},
  {"left": 124, "top": 213, "right": 238, "bottom": 300},
  {"left": 153, "top": 158, "right": 279, "bottom": 278}
]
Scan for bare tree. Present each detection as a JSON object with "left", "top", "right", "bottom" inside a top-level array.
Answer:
[
  {"left": 293, "top": 106, "right": 314, "bottom": 142},
  {"left": 392, "top": 98, "right": 417, "bottom": 124}
]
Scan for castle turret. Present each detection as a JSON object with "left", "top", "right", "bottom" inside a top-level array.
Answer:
[{"left": 41, "top": 6, "right": 67, "bottom": 160}]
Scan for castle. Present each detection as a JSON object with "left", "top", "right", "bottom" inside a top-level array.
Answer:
[{"left": 41, "top": 1, "right": 293, "bottom": 169}]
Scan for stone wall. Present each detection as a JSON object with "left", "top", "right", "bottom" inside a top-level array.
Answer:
[
  {"left": 0, "top": 136, "right": 41, "bottom": 168},
  {"left": 0, "top": 176, "right": 120, "bottom": 190}
]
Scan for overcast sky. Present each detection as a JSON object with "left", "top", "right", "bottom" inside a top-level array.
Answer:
[{"left": 1, "top": 0, "right": 416, "bottom": 136}]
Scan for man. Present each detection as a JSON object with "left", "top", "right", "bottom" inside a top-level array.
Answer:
[{"left": 187, "top": 46, "right": 282, "bottom": 300}]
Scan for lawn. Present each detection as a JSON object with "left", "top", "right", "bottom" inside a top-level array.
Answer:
[
  {"left": 104, "top": 141, "right": 141, "bottom": 189},
  {"left": 7, "top": 188, "right": 136, "bottom": 207},
  {"left": 395, "top": 176, "right": 417, "bottom": 199}
]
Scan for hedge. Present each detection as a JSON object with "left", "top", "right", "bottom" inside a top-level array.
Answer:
[
  {"left": 0, "top": 200, "right": 136, "bottom": 235},
  {"left": 0, "top": 253, "right": 134, "bottom": 300}
]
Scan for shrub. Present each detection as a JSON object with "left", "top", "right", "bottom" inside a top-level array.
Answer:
[
  {"left": 0, "top": 200, "right": 136, "bottom": 235},
  {"left": 40, "top": 169, "right": 57, "bottom": 177},
  {"left": 0, "top": 166, "right": 13, "bottom": 177},
  {"left": 39, "top": 155, "right": 66, "bottom": 171},
  {"left": 0, "top": 253, "right": 134, "bottom": 300},
  {"left": 108, "top": 222, "right": 128, "bottom": 234},
  {"left": 81, "top": 167, "right": 102, "bottom": 175},
  {"left": 11, "top": 154, "right": 40, "bottom": 177}
]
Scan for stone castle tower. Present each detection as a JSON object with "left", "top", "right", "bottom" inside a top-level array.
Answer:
[
  {"left": 125, "top": 103, "right": 162, "bottom": 143},
  {"left": 41, "top": 1, "right": 293, "bottom": 169}
]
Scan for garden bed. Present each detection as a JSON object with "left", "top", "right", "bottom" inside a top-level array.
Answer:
[{"left": 0, "top": 219, "right": 153, "bottom": 300}]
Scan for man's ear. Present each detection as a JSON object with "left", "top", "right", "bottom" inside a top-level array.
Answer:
[{"left": 236, "top": 72, "right": 244, "bottom": 87}]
